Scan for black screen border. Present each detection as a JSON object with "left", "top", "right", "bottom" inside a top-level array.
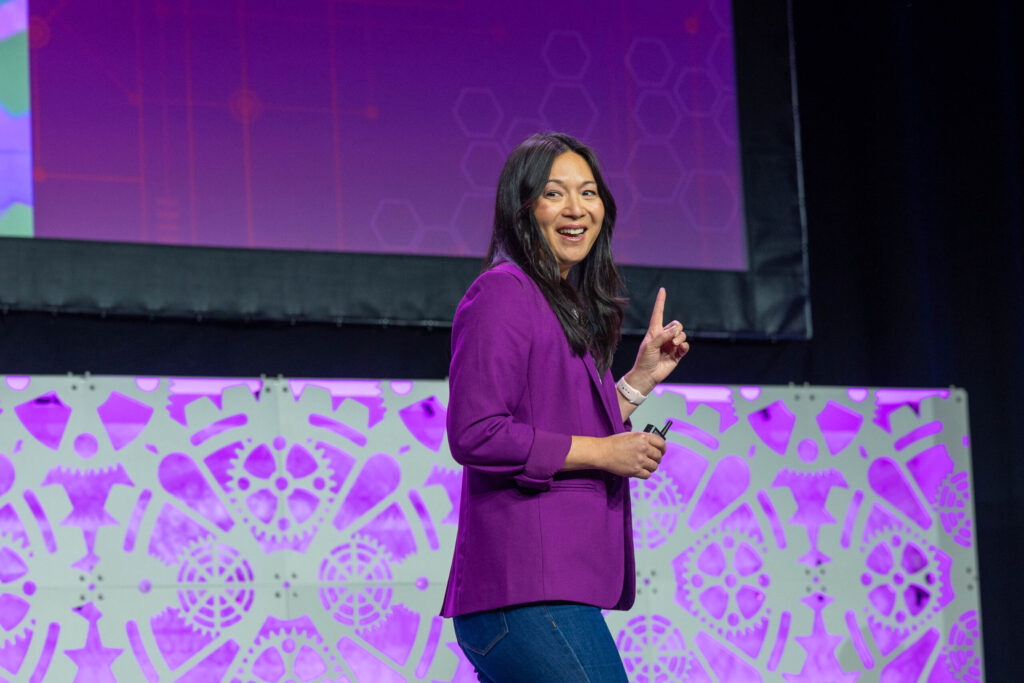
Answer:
[{"left": 0, "top": 0, "right": 808, "bottom": 341}]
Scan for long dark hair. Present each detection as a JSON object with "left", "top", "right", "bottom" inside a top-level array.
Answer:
[{"left": 485, "top": 132, "right": 625, "bottom": 373}]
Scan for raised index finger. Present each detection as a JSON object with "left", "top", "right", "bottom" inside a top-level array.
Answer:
[{"left": 648, "top": 287, "right": 667, "bottom": 335}]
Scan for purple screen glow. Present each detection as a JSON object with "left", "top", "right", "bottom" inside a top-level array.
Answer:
[
  {"left": 29, "top": 0, "right": 746, "bottom": 270},
  {"left": 0, "top": 375, "right": 982, "bottom": 681}
]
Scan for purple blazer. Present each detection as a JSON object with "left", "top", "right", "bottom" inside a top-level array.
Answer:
[{"left": 440, "top": 262, "right": 635, "bottom": 617}]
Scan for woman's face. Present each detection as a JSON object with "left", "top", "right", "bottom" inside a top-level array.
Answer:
[{"left": 533, "top": 151, "right": 605, "bottom": 278}]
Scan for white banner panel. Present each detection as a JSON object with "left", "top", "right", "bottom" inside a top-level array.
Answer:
[{"left": 0, "top": 376, "right": 981, "bottom": 681}]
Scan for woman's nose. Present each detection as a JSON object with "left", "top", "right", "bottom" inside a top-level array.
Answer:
[{"left": 563, "top": 193, "right": 584, "bottom": 216}]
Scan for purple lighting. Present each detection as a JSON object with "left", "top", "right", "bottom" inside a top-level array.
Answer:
[
  {"left": 0, "top": 375, "right": 981, "bottom": 680},
  {"left": 64, "top": 603, "right": 122, "bottom": 680},
  {"left": 816, "top": 400, "right": 864, "bottom": 455},
  {"left": 773, "top": 468, "right": 848, "bottom": 567},
  {"left": 781, "top": 594, "right": 857, "bottom": 682},
  {"left": 30, "top": 0, "right": 745, "bottom": 271},
  {"left": 748, "top": 400, "right": 796, "bottom": 455},
  {"left": 398, "top": 396, "right": 447, "bottom": 452},
  {"left": 15, "top": 392, "right": 71, "bottom": 450},
  {"left": 96, "top": 392, "right": 153, "bottom": 451},
  {"left": 43, "top": 464, "right": 134, "bottom": 572}
]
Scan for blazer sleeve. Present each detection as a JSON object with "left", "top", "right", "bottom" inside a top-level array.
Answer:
[{"left": 446, "top": 269, "right": 570, "bottom": 491}]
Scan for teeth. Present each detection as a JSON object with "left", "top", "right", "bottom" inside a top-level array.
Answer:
[{"left": 558, "top": 228, "right": 584, "bottom": 236}]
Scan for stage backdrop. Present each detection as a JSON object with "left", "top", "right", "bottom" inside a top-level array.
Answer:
[
  {"left": 0, "top": 376, "right": 981, "bottom": 682},
  {"left": 1, "top": 0, "right": 810, "bottom": 339}
]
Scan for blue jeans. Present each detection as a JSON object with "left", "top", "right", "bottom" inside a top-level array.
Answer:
[{"left": 452, "top": 602, "right": 628, "bottom": 682}]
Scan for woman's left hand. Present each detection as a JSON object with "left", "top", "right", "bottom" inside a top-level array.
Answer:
[{"left": 626, "top": 287, "right": 689, "bottom": 394}]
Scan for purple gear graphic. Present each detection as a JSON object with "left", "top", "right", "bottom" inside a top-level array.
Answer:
[
  {"left": 631, "top": 471, "right": 683, "bottom": 549},
  {"left": 935, "top": 471, "right": 973, "bottom": 548},
  {"left": 858, "top": 515, "right": 954, "bottom": 657},
  {"left": 224, "top": 438, "right": 341, "bottom": 553},
  {"left": 238, "top": 615, "right": 337, "bottom": 683},
  {"left": 615, "top": 614, "right": 697, "bottom": 683},
  {"left": 672, "top": 505, "right": 773, "bottom": 658},
  {"left": 318, "top": 538, "right": 393, "bottom": 628},
  {"left": 176, "top": 541, "right": 255, "bottom": 632},
  {"left": 675, "top": 525, "right": 770, "bottom": 629}
]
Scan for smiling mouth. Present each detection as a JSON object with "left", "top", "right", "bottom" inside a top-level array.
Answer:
[{"left": 556, "top": 226, "right": 586, "bottom": 241}]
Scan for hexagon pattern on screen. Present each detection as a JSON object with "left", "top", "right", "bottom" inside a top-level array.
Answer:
[
  {"left": 0, "top": 376, "right": 981, "bottom": 681},
  {"left": 447, "top": 4, "right": 746, "bottom": 270},
  {"left": 28, "top": 0, "right": 746, "bottom": 270}
]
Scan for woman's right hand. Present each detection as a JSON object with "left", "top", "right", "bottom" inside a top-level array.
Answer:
[{"left": 564, "top": 432, "right": 666, "bottom": 479}]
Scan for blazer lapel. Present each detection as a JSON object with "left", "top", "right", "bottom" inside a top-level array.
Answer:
[{"left": 583, "top": 352, "right": 621, "bottom": 432}]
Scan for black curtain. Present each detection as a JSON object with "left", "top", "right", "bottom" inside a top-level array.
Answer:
[
  {"left": 1, "top": 1, "right": 1020, "bottom": 677},
  {"left": 791, "top": 4, "right": 1022, "bottom": 677}
]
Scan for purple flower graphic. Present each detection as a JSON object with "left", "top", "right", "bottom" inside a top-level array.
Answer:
[
  {"left": 863, "top": 535, "right": 933, "bottom": 620},
  {"left": 235, "top": 439, "right": 327, "bottom": 543}
]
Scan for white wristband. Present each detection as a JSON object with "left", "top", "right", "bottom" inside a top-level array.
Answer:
[{"left": 616, "top": 377, "right": 647, "bottom": 406}]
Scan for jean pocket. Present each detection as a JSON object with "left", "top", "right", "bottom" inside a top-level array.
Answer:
[{"left": 453, "top": 609, "right": 509, "bottom": 656}]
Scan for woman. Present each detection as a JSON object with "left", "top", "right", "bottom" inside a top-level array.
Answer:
[{"left": 442, "top": 132, "right": 689, "bottom": 682}]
